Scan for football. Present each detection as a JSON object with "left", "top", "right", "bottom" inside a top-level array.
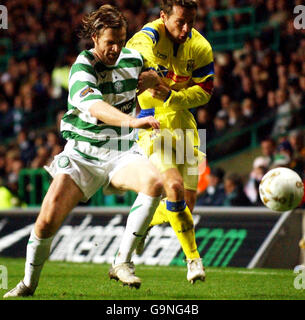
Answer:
[{"left": 259, "top": 167, "right": 304, "bottom": 212}]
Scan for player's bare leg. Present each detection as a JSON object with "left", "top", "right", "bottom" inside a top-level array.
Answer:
[
  {"left": 3, "top": 174, "right": 84, "bottom": 298},
  {"left": 108, "top": 159, "right": 162, "bottom": 288}
]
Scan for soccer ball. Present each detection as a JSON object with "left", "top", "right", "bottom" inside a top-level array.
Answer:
[{"left": 259, "top": 167, "right": 304, "bottom": 212}]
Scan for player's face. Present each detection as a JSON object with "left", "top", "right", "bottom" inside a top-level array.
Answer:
[
  {"left": 161, "top": 5, "right": 197, "bottom": 44},
  {"left": 92, "top": 27, "right": 126, "bottom": 65}
]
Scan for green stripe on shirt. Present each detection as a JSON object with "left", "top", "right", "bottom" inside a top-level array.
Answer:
[
  {"left": 73, "top": 148, "right": 100, "bottom": 161},
  {"left": 99, "top": 78, "right": 138, "bottom": 95},
  {"left": 82, "top": 94, "right": 104, "bottom": 102},
  {"left": 62, "top": 113, "right": 133, "bottom": 135},
  {"left": 80, "top": 50, "right": 95, "bottom": 61},
  {"left": 69, "top": 63, "right": 97, "bottom": 79},
  {"left": 62, "top": 131, "right": 135, "bottom": 150}
]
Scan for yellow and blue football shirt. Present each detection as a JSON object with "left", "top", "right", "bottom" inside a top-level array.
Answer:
[{"left": 126, "top": 19, "right": 214, "bottom": 189}]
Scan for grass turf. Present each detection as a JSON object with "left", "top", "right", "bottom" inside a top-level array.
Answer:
[{"left": 0, "top": 257, "right": 304, "bottom": 300}]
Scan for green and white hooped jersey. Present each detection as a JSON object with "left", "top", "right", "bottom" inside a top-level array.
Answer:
[{"left": 61, "top": 48, "right": 143, "bottom": 159}]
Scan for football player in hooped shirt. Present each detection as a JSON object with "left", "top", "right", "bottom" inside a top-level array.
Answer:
[
  {"left": 4, "top": 5, "right": 164, "bottom": 297},
  {"left": 127, "top": 0, "right": 214, "bottom": 283}
]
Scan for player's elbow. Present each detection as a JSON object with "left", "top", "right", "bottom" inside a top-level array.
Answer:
[
  {"left": 197, "top": 79, "right": 214, "bottom": 97},
  {"left": 204, "top": 92, "right": 213, "bottom": 103},
  {"left": 89, "top": 101, "right": 109, "bottom": 120},
  {"left": 196, "top": 90, "right": 212, "bottom": 107},
  {"left": 89, "top": 103, "right": 99, "bottom": 118},
  {"left": 207, "top": 91, "right": 213, "bottom": 102}
]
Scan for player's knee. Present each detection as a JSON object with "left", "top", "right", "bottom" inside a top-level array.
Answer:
[
  {"left": 144, "top": 173, "right": 163, "bottom": 196},
  {"left": 164, "top": 179, "right": 184, "bottom": 198},
  {"left": 152, "top": 178, "right": 163, "bottom": 196},
  {"left": 36, "top": 195, "right": 63, "bottom": 236},
  {"left": 150, "top": 177, "right": 164, "bottom": 196}
]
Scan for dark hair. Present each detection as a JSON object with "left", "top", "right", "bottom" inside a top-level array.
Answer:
[
  {"left": 160, "top": 0, "right": 198, "bottom": 15},
  {"left": 79, "top": 5, "right": 128, "bottom": 39}
]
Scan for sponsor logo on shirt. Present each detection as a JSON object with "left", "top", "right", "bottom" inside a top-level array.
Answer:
[
  {"left": 117, "top": 99, "right": 135, "bottom": 114},
  {"left": 166, "top": 71, "right": 190, "bottom": 83}
]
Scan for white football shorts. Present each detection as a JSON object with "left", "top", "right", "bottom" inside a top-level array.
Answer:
[{"left": 44, "top": 140, "right": 145, "bottom": 202}]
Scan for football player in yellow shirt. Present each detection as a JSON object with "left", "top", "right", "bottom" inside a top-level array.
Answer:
[{"left": 127, "top": 0, "right": 214, "bottom": 283}]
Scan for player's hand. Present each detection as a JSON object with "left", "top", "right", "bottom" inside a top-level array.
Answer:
[
  {"left": 137, "top": 70, "right": 162, "bottom": 95},
  {"left": 149, "top": 83, "right": 171, "bottom": 101},
  {"left": 129, "top": 116, "right": 160, "bottom": 129}
]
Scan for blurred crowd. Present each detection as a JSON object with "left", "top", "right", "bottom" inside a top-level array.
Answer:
[
  {"left": 0, "top": 0, "right": 305, "bottom": 208},
  {"left": 197, "top": 130, "right": 305, "bottom": 207}
]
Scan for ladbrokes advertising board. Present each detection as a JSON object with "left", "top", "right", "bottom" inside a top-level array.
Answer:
[{"left": 0, "top": 208, "right": 280, "bottom": 267}]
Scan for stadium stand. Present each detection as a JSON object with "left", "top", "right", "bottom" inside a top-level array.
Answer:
[{"left": 0, "top": 0, "right": 304, "bottom": 208}]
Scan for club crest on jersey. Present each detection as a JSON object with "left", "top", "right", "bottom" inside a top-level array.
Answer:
[
  {"left": 187, "top": 59, "right": 195, "bottom": 72},
  {"left": 114, "top": 81, "right": 124, "bottom": 93},
  {"left": 80, "top": 86, "right": 94, "bottom": 97},
  {"left": 58, "top": 155, "right": 70, "bottom": 168}
]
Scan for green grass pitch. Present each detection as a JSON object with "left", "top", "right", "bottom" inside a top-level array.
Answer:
[{"left": 0, "top": 257, "right": 304, "bottom": 300}]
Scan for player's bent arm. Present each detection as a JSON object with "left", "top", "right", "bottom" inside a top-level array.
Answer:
[
  {"left": 163, "top": 76, "right": 214, "bottom": 111},
  {"left": 137, "top": 69, "right": 162, "bottom": 95},
  {"left": 89, "top": 100, "right": 160, "bottom": 129}
]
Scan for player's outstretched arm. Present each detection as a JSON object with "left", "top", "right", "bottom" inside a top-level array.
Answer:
[
  {"left": 129, "top": 116, "right": 160, "bottom": 129},
  {"left": 89, "top": 100, "right": 159, "bottom": 129},
  {"left": 151, "top": 76, "right": 214, "bottom": 111}
]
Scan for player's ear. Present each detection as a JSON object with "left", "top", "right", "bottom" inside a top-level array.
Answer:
[
  {"left": 92, "top": 33, "right": 97, "bottom": 44},
  {"left": 92, "top": 31, "right": 100, "bottom": 45},
  {"left": 160, "top": 10, "right": 166, "bottom": 23}
]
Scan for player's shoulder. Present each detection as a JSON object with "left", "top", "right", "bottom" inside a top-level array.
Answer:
[
  {"left": 190, "top": 29, "right": 213, "bottom": 53},
  {"left": 138, "top": 18, "right": 164, "bottom": 42},
  {"left": 120, "top": 47, "right": 144, "bottom": 65},
  {"left": 143, "top": 18, "right": 164, "bottom": 32},
  {"left": 74, "top": 50, "right": 95, "bottom": 66},
  {"left": 121, "top": 47, "right": 141, "bottom": 58},
  {"left": 69, "top": 50, "right": 97, "bottom": 78}
]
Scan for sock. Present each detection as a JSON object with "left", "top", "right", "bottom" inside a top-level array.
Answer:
[
  {"left": 166, "top": 200, "right": 200, "bottom": 260},
  {"left": 23, "top": 229, "right": 53, "bottom": 290},
  {"left": 115, "top": 192, "right": 160, "bottom": 265},
  {"left": 149, "top": 198, "right": 169, "bottom": 226}
]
